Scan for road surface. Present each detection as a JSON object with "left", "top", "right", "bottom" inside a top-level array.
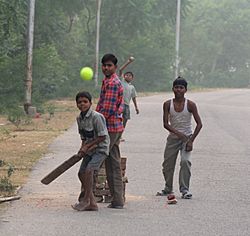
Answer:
[{"left": 0, "top": 89, "right": 249, "bottom": 236}]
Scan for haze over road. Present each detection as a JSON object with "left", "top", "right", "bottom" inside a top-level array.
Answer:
[{"left": 1, "top": 89, "right": 249, "bottom": 236}]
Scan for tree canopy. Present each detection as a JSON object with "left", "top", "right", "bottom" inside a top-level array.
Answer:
[
  {"left": 181, "top": 0, "right": 250, "bottom": 87},
  {"left": 0, "top": 0, "right": 249, "bottom": 113}
]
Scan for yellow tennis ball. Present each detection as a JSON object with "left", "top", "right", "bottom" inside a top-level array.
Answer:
[{"left": 80, "top": 67, "right": 93, "bottom": 81}]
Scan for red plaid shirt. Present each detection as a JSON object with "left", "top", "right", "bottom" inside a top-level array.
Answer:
[{"left": 96, "top": 73, "right": 124, "bottom": 132}]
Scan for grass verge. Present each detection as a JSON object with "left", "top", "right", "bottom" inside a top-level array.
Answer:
[{"left": 0, "top": 99, "right": 78, "bottom": 197}]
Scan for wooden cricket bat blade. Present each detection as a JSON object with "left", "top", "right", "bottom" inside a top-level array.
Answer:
[{"left": 41, "top": 154, "right": 82, "bottom": 185}]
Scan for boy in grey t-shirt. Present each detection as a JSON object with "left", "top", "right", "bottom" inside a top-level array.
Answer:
[
  {"left": 72, "top": 91, "right": 110, "bottom": 211},
  {"left": 119, "top": 57, "right": 139, "bottom": 129}
]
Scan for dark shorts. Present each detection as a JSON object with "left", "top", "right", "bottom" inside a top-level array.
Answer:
[
  {"left": 79, "top": 152, "right": 107, "bottom": 172},
  {"left": 123, "top": 104, "right": 131, "bottom": 120}
]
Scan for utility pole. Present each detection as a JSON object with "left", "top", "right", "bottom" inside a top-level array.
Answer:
[
  {"left": 175, "top": 0, "right": 181, "bottom": 78},
  {"left": 24, "top": 0, "right": 36, "bottom": 115},
  {"left": 94, "top": 0, "right": 102, "bottom": 88}
]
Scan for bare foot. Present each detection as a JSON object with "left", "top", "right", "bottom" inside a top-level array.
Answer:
[
  {"left": 71, "top": 202, "right": 89, "bottom": 211},
  {"left": 85, "top": 204, "right": 98, "bottom": 211},
  {"left": 71, "top": 203, "right": 78, "bottom": 209}
]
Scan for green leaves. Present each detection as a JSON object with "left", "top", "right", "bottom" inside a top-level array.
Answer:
[
  {"left": 1, "top": 0, "right": 209, "bottom": 114},
  {"left": 181, "top": 0, "right": 250, "bottom": 87}
]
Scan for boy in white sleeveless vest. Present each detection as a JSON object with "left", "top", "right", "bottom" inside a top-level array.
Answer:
[{"left": 157, "top": 77, "right": 202, "bottom": 203}]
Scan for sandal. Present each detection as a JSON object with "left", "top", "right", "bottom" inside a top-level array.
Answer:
[
  {"left": 156, "top": 190, "right": 171, "bottom": 196},
  {"left": 167, "top": 194, "right": 177, "bottom": 204},
  {"left": 182, "top": 191, "right": 192, "bottom": 199}
]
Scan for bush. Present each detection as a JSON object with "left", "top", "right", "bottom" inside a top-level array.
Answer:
[
  {"left": 0, "top": 160, "right": 15, "bottom": 195},
  {"left": 7, "top": 106, "right": 26, "bottom": 128}
]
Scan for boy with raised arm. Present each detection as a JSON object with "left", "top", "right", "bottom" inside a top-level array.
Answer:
[{"left": 118, "top": 57, "right": 139, "bottom": 132}]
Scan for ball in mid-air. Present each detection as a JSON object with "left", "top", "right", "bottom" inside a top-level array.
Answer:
[
  {"left": 129, "top": 56, "right": 135, "bottom": 61},
  {"left": 80, "top": 67, "right": 93, "bottom": 81}
]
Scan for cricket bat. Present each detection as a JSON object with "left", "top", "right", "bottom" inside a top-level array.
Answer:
[{"left": 41, "top": 153, "right": 83, "bottom": 185}]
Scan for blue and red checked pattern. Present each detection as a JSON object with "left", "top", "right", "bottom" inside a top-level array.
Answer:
[{"left": 96, "top": 73, "right": 124, "bottom": 132}]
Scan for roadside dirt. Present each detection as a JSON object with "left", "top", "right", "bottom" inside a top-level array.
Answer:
[{"left": 0, "top": 100, "right": 78, "bottom": 197}]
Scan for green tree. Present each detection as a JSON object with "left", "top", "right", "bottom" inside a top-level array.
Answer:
[
  {"left": 181, "top": 0, "right": 250, "bottom": 87},
  {"left": 0, "top": 0, "right": 192, "bottom": 114}
]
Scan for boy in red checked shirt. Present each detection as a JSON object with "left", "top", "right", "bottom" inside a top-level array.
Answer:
[{"left": 96, "top": 54, "right": 124, "bottom": 209}]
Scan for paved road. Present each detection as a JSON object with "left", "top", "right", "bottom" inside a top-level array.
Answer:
[{"left": 1, "top": 89, "right": 249, "bottom": 236}]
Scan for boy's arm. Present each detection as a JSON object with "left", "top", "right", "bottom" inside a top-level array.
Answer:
[
  {"left": 163, "top": 100, "right": 189, "bottom": 142},
  {"left": 78, "top": 137, "right": 104, "bottom": 155},
  {"left": 132, "top": 97, "right": 139, "bottom": 114},
  {"left": 131, "top": 86, "right": 139, "bottom": 114},
  {"left": 118, "top": 56, "right": 135, "bottom": 77},
  {"left": 185, "top": 100, "right": 203, "bottom": 151},
  {"left": 188, "top": 100, "right": 202, "bottom": 142}
]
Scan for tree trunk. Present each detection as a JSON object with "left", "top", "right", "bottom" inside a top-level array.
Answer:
[
  {"left": 24, "top": 0, "right": 36, "bottom": 115},
  {"left": 94, "top": 0, "right": 102, "bottom": 88}
]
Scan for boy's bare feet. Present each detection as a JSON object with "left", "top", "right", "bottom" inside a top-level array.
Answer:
[
  {"left": 72, "top": 202, "right": 98, "bottom": 211},
  {"left": 85, "top": 204, "right": 98, "bottom": 211},
  {"left": 71, "top": 201, "right": 89, "bottom": 211}
]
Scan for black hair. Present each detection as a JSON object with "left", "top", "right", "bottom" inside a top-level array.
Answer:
[
  {"left": 173, "top": 76, "right": 188, "bottom": 89},
  {"left": 124, "top": 71, "right": 134, "bottom": 77},
  {"left": 75, "top": 91, "right": 92, "bottom": 103},
  {"left": 101, "top": 53, "right": 118, "bottom": 65}
]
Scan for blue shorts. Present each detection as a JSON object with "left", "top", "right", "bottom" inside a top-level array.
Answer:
[
  {"left": 123, "top": 104, "right": 131, "bottom": 120},
  {"left": 79, "top": 152, "right": 107, "bottom": 172}
]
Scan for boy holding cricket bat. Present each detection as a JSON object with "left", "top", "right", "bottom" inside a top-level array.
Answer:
[{"left": 72, "top": 91, "right": 110, "bottom": 211}]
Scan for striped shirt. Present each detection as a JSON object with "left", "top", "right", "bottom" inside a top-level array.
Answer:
[{"left": 96, "top": 73, "right": 124, "bottom": 132}]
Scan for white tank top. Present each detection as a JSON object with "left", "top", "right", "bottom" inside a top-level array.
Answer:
[{"left": 169, "top": 98, "right": 192, "bottom": 138}]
